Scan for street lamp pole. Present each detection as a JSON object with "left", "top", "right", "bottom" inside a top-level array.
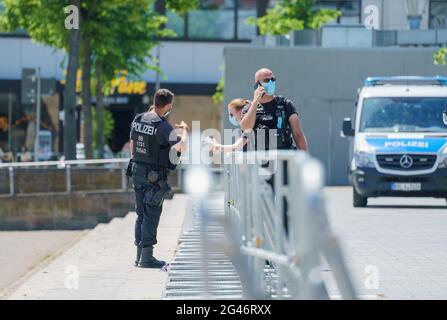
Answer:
[
  {"left": 155, "top": 45, "right": 161, "bottom": 91},
  {"left": 34, "top": 67, "right": 41, "bottom": 161},
  {"left": 8, "top": 92, "right": 12, "bottom": 153}
]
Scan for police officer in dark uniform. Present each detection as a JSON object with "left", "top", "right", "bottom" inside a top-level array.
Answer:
[
  {"left": 240, "top": 68, "right": 308, "bottom": 238},
  {"left": 128, "top": 89, "right": 189, "bottom": 268},
  {"left": 240, "top": 68, "right": 308, "bottom": 152}
]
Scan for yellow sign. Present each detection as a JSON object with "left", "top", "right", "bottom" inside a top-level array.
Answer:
[{"left": 60, "top": 70, "right": 147, "bottom": 95}]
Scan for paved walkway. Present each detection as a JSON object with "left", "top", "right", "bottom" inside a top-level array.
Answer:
[
  {"left": 0, "top": 230, "right": 84, "bottom": 297},
  {"left": 6, "top": 186, "right": 447, "bottom": 300},
  {"left": 6, "top": 194, "right": 189, "bottom": 300},
  {"left": 324, "top": 187, "right": 447, "bottom": 300}
]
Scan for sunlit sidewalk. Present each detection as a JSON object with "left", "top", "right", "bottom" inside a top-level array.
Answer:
[{"left": 6, "top": 195, "right": 189, "bottom": 300}]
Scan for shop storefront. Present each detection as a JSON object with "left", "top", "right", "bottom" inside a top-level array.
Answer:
[
  {"left": 0, "top": 71, "right": 219, "bottom": 161},
  {"left": 0, "top": 79, "right": 60, "bottom": 161}
]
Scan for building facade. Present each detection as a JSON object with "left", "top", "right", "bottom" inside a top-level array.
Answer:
[{"left": 0, "top": 0, "right": 447, "bottom": 159}]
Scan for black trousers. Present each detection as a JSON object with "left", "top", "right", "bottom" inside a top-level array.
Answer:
[{"left": 132, "top": 163, "right": 168, "bottom": 248}]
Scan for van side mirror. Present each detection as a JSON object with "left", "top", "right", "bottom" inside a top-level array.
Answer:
[
  {"left": 443, "top": 111, "right": 447, "bottom": 126},
  {"left": 341, "top": 118, "right": 355, "bottom": 138}
]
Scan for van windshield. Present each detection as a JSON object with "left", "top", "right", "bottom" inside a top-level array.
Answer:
[{"left": 360, "top": 97, "right": 447, "bottom": 133}]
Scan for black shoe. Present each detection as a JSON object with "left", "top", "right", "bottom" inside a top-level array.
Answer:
[
  {"left": 138, "top": 247, "right": 166, "bottom": 269},
  {"left": 134, "top": 247, "right": 142, "bottom": 267}
]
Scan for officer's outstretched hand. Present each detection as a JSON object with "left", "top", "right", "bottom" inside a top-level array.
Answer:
[{"left": 175, "top": 121, "right": 190, "bottom": 131}]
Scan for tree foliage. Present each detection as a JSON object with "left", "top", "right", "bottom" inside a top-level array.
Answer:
[
  {"left": 166, "top": 0, "right": 199, "bottom": 16},
  {"left": 0, "top": 0, "right": 177, "bottom": 77},
  {"left": 247, "top": 0, "right": 341, "bottom": 36},
  {"left": 212, "top": 73, "right": 225, "bottom": 105},
  {"left": 434, "top": 48, "right": 447, "bottom": 66},
  {"left": 1, "top": 0, "right": 196, "bottom": 158},
  {"left": 92, "top": 106, "right": 114, "bottom": 153}
]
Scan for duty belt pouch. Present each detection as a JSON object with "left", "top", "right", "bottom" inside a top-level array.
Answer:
[
  {"left": 126, "top": 159, "right": 134, "bottom": 178},
  {"left": 144, "top": 171, "right": 172, "bottom": 207}
]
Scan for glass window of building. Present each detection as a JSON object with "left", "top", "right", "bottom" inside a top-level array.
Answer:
[
  {"left": 188, "top": 0, "right": 235, "bottom": 39},
  {"left": 237, "top": 0, "right": 257, "bottom": 40},
  {"left": 430, "top": 0, "right": 447, "bottom": 29},
  {"left": 0, "top": 93, "right": 27, "bottom": 157},
  {"left": 166, "top": 10, "right": 186, "bottom": 37},
  {"left": 315, "top": 0, "right": 361, "bottom": 25}
]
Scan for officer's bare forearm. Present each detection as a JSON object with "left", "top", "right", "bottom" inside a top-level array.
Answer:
[
  {"left": 130, "top": 140, "right": 134, "bottom": 158},
  {"left": 174, "top": 129, "right": 189, "bottom": 153},
  {"left": 180, "top": 129, "right": 189, "bottom": 153},
  {"left": 289, "top": 114, "right": 308, "bottom": 152},
  {"left": 215, "top": 136, "right": 247, "bottom": 153},
  {"left": 240, "top": 101, "right": 257, "bottom": 131},
  {"left": 295, "top": 132, "right": 308, "bottom": 152}
]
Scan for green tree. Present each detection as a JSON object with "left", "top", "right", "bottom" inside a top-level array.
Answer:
[
  {"left": 83, "top": 0, "right": 198, "bottom": 158},
  {"left": 1, "top": 0, "right": 197, "bottom": 159},
  {"left": 166, "top": 0, "right": 199, "bottom": 15},
  {"left": 247, "top": 0, "right": 341, "bottom": 36},
  {"left": 212, "top": 66, "right": 225, "bottom": 105},
  {"left": 434, "top": 48, "right": 447, "bottom": 66},
  {"left": 87, "top": 0, "right": 177, "bottom": 158},
  {"left": 91, "top": 105, "right": 114, "bottom": 155}
]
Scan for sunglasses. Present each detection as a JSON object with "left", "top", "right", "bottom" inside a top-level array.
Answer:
[
  {"left": 260, "top": 77, "right": 276, "bottom": 83},
  {"left": 254, "top": 77, "right": 276, "bottom": 89}
]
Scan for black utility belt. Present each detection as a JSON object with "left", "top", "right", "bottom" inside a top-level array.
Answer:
[
  {"left": 133, "top": 161, "right": 167, "bottom": 169},
  {"left": 133, "top": 162, "right": 168, "bottom": 176}
]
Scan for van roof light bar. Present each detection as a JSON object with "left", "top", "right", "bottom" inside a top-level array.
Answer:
[{"left": 364, "top": 76, "right": 447, "bottom": 87}]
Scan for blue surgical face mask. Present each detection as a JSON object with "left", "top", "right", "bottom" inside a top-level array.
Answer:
[
  {"left": 263, "top": 80, "right": 276, "bottom": 96},
  {"left": 229, "top": 115, "right": 240, "bottom": 127}
]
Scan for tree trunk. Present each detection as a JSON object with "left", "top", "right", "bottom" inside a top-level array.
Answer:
[
  {"left": 63, "top": 0, "right": 81, "bottom": 160},
  {"left": 81, "top": 38, "right": 93, "bottom": 159},
  {"left": 95, "top": 59, "right": 105, "bottom": 159}
]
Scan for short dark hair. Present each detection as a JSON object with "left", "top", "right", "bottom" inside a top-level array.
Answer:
[{"left": 154, "top": 89, "right": 174, "bottom": 108}]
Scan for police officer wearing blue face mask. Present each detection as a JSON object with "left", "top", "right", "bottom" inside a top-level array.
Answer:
[
  {"left": 240, "top": 68, "right": 308, "bottom": 152},
  {"left": 128, "top": 89, "right": 189, "bottom": 268}
]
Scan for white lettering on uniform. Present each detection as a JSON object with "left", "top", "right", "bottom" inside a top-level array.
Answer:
[{"left": 132, "top": 122, "right": 157, "bottom": 135}]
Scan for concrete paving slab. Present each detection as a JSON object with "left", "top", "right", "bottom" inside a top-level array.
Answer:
[{"left": 5, "top": 194, "right": 189, "bottom": 300}]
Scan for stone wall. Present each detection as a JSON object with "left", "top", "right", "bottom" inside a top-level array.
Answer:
[
  {"left": 0, "top": 191, "right": 134, "bottom": 230},
  {"left": 0, "top": 167, "right": 124, "bottom": 194},
  {"left": 0, "top": 166, "right": 190, "bottom": 230},
  {"left": 0, "top": 167, "right": 183, "bottom": 195}
]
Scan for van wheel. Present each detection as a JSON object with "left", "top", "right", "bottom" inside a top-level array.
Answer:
[{"left": 353, "top": 187, "right": 368, "bottom": 208}]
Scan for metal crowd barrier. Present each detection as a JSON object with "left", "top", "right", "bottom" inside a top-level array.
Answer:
[
  {"left": 0, "top": 158, "right": 223, "bottom": 196},
  {"left": 0, "top": 158, "right": 130, "bottom": 196},
  {"left": 222, "top": 150, "right": 357, "bottom": 299}
]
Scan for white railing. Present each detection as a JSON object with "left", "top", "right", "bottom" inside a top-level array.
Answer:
[
  {"left": 0, "top": 158, "right": 130, "bottom": 196},
  {"left": 222, "top": 150, "right": 357, "bottom": 299},
  {"left": 0, "top": 158, "right": 223, "bottom": 196}
]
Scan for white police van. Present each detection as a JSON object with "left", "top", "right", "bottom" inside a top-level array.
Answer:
[{"left": 342, "top": 76, "right": 447, "bottom": 207}]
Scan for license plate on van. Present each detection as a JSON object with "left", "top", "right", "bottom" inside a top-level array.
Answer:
[{"left": 391, "top": 182, "right": 421, "bottom": 191}]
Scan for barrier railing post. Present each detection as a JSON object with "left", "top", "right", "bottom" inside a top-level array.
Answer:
[
  {"left": 66, "top": 164, "right": 72, "bottom": 193},
  {"left": 9, "top": 166, "right": 14, "bottom": 196},
  {"left": 121, "top": 163, "right": 127, "bottom": 191},
  {"left": 0, "top": 158, "right": 134, "bottom": 195},
  {"left": 222, "top": 150, "right": 356, "bottom": 300},
  {"left": 177, "top": 167, "right": 184, "bottom": 191}
]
